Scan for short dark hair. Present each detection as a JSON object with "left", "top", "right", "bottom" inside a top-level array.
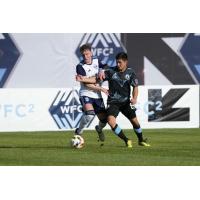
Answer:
[
  {"left": 115, "top": 52, "right": 128, "bottom": 61},
  {"left": 80, "top": 43, "right": 92, "bottom": 54}
]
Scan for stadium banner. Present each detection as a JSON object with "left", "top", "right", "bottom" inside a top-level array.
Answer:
[
  {"left": 132, "top": 85, "right": 199, "bottom": 129},
  {"left": 0, "top": 33, "right": 121, "bottom": 88},
  {"left": 0, "top": 85, "right": 199, "bottom": 132},
  {"left": 121, "top": 33, "right": 200, "bottom": 85},
  {"left": 1, "top": 33, "right": 200, "bottom": 89}
]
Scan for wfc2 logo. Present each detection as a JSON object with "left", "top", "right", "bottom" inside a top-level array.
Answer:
[
  {"left": 49, "top": 90, "right": 94, "bottom": 129},
  {"left": 76, "top": 33, "right": 126, "bottom": 67}
]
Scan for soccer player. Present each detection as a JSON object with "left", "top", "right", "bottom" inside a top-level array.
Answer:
[
  {"left": 75, "top": 43, "right": 108, "bottom": 142},
  {"left": 76, "top": 52, "right": 150, "bottom": 148}
]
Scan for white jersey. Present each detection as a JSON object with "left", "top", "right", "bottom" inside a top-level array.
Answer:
[{"left": 76, "top": 57, "right": 104, "bottom": 99}]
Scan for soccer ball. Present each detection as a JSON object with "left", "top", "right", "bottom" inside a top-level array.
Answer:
[{"left": 71, "top": 135, "right": 84, "bottom": 149}]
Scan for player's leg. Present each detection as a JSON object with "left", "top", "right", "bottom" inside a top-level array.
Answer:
[
  {"left": 130, "top": 117, "right": 150, "bottom": 146},
  {"left": 107, "top": 104, "right": 132, "bottom": 147},
  {"left": 75, "top": 96, "right": 95, "bottom": 135},
  {"left": 121, "top": 103, "right": 150, "bottom": 147},
  {"left": 94, "top": 98, "right": 107, "bottom": 141},
  {"left": 95, "top": 112, "right": 107, "bottom": 142}
]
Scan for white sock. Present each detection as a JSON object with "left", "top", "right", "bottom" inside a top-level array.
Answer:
[{"left": 77, "top": 114, "right": 94, "bottom": 134}]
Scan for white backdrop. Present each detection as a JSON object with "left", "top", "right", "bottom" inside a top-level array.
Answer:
[
  {"left": 6, "top": 34, "right": 81, "bottom": 88},
  {"left": 5, "top": 33, "right": 121, "bottom": 88}
]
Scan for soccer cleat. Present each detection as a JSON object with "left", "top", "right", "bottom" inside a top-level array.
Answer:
[
  {"left": 95, "top": 125, "right": 105, "bottom": 142},
  {"left": 138, "top": 138, "right": 151, "bottom": 147},
  {"left": 126, "top": 139, "right": 133, "bottom": 148}
]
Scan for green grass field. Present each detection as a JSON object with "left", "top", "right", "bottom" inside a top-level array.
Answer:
[{"left": 0, "top": 128, "right": 200, "bottom": 166}]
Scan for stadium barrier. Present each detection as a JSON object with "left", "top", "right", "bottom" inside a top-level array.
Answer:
[{"left": 0, "top": 85, "right": 199, "bottom": 132}]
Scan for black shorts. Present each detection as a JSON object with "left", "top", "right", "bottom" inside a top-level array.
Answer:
[{"left": 107, "top": 101, "right": 136, "bottom": 119}]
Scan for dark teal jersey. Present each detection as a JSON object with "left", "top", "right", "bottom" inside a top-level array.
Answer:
[{"left": 104, "top": 67, "right": 138, "bottom": 104}]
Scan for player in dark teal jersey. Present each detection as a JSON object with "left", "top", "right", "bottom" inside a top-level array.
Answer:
[{"left": 76, "top": 52, "right": 150, "bottom": 147}]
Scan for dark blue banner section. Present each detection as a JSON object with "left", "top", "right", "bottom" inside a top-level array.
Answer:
[
  {"left": 0, "top": 33, "right": 20, "bottom": 87},
  {"left": 180, "top": 34, "right": 200, "bottom": 83},
  {"left": 121, "top": 33, "right": 200, "bottom": 85}
]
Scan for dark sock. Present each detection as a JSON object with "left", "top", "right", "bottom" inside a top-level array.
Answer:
[
  {"left": 134, "top": 126, "right": 143, "bottom": 142},
  {"left": 112, "top": 124, "right": 128, "bottom": 143}
]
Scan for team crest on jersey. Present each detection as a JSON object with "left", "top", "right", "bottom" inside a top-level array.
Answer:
[
  {"left": 75, "top": 33, "right": 126, "bottom": 67},
  {"left": 0, "top": 33, "right": 21, "bottom": 87},
  {"left": 49, "top": 90, "right": 90, "bottom": 129},
  {"left": 125, "top": 74, "right": 130, "bottom": 80}
]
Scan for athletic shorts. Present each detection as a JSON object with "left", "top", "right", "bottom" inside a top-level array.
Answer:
[
  {"left": 80, "top": 96, "right": 106, "bottom": 114},
  {"left": 107, "top": 101, "right": 136, "bottom": 119}
]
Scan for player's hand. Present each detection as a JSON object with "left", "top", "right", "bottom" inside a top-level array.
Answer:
[
  {"left": 130, "top": 98, "right": 137, "bottom": 105},
  {"left": 98, "top": 70, "right": 105, "bottom": 81},
  {"left": 101, "top": 87, "right": 109, "bottom": 96},
  {"left": 76, "top": 75, "right": 83, "bottom": 82}
]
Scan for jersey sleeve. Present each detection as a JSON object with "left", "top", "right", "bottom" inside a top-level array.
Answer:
[
  {"left": 76, "top": 64, "right": 86, "bottom": 76},
  {"left": 103, "top": 68, "right": 113, "bottom": 81},
  {"left": 130, "top": 71, "right": 139, "bottom": 87}
]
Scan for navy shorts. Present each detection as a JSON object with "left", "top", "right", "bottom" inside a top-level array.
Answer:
[{"left": 80, "top": 96, "right": 106, "bottom": 114}]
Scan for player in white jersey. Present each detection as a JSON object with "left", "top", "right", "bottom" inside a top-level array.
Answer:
[{"left": 75, "top": 43, "right": 108, "bottom": 141}]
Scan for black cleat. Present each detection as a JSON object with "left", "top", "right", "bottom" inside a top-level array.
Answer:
[{"left": 95, "top": 125, "right": 105, "bottom": 142}]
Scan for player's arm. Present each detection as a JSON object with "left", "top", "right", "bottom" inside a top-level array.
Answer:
[
  {"left": 76, "top": 75, "right": 97, "bottom": 84},
  {"left": 85, "top": 83, "right": 108, "bottom": 95},
  {"left": 130, "top": 86, "right": 138, "bottom": 105},
  {"left": 76, "top": 64, "right": 108, "bottom": 95},
  {"left": 130, "top": 71, "right": 139, "bottom": 105},
  {"left": 98, "top": 68, "right": 112, "bottom": 81},
  {"left": 76, "top": 75, "right": 108, "bottom": 95}
]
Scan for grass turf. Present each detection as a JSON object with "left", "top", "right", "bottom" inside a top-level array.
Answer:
[{"left": 0, "top": 129, "right": 200, "bottom": 166}]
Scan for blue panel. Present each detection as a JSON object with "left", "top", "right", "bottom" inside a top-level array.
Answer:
[
  {"left": 194, "top": 64, "right": 200, "bottom": 75},
  {"left": 0, "top": 68, "right": 6, "bottom": 81},
  {"left": 180, "top": 34, "right": 200, "bottom": 82},
  {"left": 0, "top": 33, "right": 20, "bottom": 87}
]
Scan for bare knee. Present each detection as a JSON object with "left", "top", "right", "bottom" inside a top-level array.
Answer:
[{"left": 107, "top": 116, "right": 116, "bottom": 129}]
